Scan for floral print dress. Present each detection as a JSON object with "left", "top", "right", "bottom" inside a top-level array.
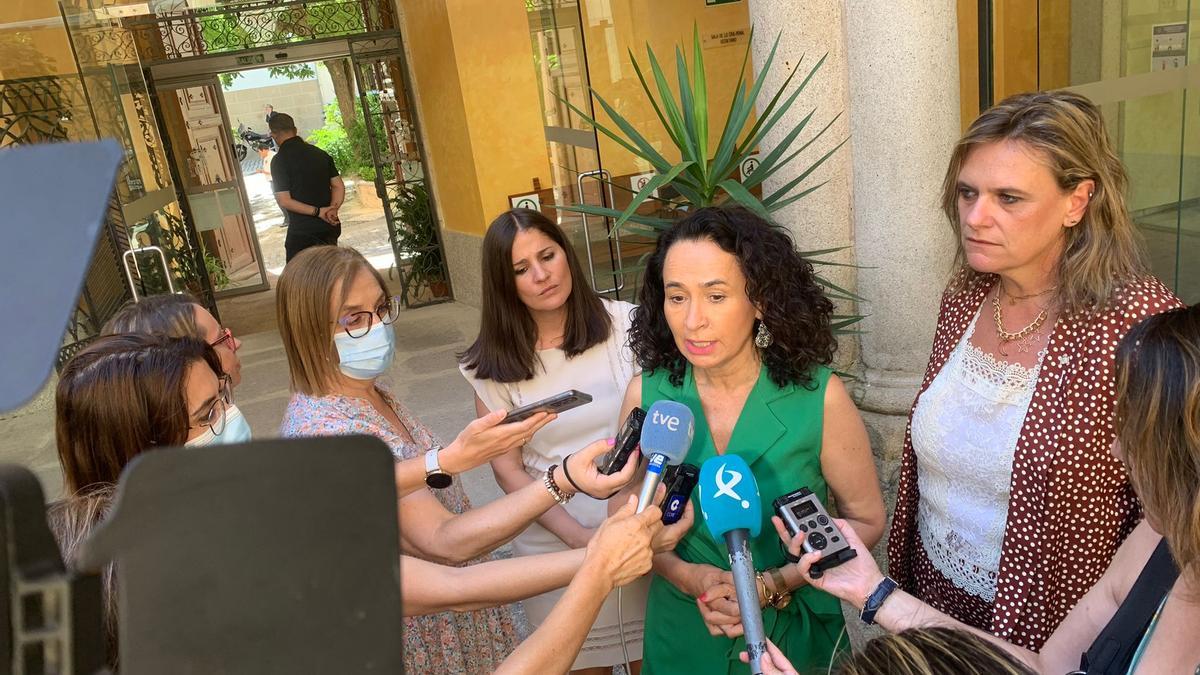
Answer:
[{"left": 281, "top": 384, "right": 520, "bottom": 674}]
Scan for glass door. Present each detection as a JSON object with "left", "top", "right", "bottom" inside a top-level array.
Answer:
[
  {"left": 991, "top": 0, "right": 1200, "bottom": 303},
  {"left": 154, "top": 76, "right": 268, "bottom": 294},
  {"left": 526, "top": 0, "right": 752, "bottom": 301}
]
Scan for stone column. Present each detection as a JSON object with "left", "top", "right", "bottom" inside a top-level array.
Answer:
[
  {"left": 747, "top": 1, "right": 858, "bottom": 363},
  {"left": 843, "top": 0, "right": 960, "bottom": 487},
  {"left": 748, "top": 0, "right": 960, "bottom": 494}
]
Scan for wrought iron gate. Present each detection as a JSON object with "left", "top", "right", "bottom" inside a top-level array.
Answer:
[{"left": 348, "top": 35, "right": 452, "bottom": 308}]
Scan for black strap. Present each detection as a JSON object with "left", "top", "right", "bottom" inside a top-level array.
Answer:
[{"left": 1078, "top": 539, "right": 1177, "bottom": 674}]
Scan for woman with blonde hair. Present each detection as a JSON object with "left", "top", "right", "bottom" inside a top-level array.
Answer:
[
  {"left": 885, "top": 90, "right": 1183, "bottom": 649},
  {"left": 783, "top": 304, "right": 1200, "bottom": 674},
  {"left": 275, "top": 245, "right": 640, "bottom": 673}
]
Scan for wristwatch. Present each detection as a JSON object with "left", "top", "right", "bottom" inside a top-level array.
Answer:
[
  {"left": 860, "top": 576, "right": 898, "bottom": 625},
  {"left": 423, "top": 446, "right": 452, "bottom": 489}
]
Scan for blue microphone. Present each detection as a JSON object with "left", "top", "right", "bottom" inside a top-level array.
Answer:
[
  {"left": 698, "top": 454, "right": 767, "bottom": 675},
  {"left": 634, "top": 400, "right": 694, "bottom": 514}
]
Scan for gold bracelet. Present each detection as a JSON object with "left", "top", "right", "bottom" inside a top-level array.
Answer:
[
  {"left": 766, "top": 566, "right": 789, "bottom": 594},
  {"left": 762, "top": 567, "right": 793, "bottom": 610},
  {"left": 755, "top": 571, "right": 768, "bottom": 608}
]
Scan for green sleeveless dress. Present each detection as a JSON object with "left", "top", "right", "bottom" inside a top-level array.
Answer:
[{"left": 641, "top": 363, "right": 848, "bottom": 674}]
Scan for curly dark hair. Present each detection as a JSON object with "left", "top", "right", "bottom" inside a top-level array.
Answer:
[{"left": 629, "top": 206, "right": 836, "bottom": 389}]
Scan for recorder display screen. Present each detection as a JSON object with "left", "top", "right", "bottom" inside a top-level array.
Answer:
[{"left": 791, "top": 500, "right": 818, "bottom": 519}]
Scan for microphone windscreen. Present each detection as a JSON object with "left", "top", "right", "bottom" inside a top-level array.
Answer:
[
  {"left": 640, "top": 400, "right": 694, "bottom": 465},
  {"left": 697, "top": 454, "right": 762, "bottom": 538}
]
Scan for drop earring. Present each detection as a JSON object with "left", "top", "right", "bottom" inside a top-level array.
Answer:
[{"left": 755, "top": 321, "right": 773, "bottom": 348}]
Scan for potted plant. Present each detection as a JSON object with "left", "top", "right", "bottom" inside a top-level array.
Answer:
[
  {"left": 558, "top": 26, "right": 864, "bottom": 335},
  {"left": 390, "top": 181, "right": 450, "bottom": 304}
]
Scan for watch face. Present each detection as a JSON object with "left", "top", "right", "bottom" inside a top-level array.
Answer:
[{"left": 425, "top": 472, "right": 452, "bottom": 489}]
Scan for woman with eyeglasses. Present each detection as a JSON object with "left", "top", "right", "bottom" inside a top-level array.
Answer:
[
  {"left": 103, "top": 292, "right": 243, "bottom": 388},
  {"left": 50, "top": 332, "right": 234, "bottom": 667},
  {"left": 276, "top": 246, "right": 641, "bottom": 674}
]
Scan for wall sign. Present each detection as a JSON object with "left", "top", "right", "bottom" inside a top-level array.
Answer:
[
  {"left": 739, "top": 152, "right": 760, "bottom": 181},
  {"left": 1152, "top": 23, "right": 1187, "bottom": 71},
  {"left": 509, "top": 193, "right": 541, "bottom": 211},
  {"left": 702, "top": 28, "right": 749, "bottom": 50},
  {"left": 630, "top": 171, "right": 659, "bottom": 199}
]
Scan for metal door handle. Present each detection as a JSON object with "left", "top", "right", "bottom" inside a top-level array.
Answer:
[
  {"left": 123, "top": 246, "right": 176, "bottom": 301},
  {"left": 576, "top": 169, "right": 624, "bottom": 295}
]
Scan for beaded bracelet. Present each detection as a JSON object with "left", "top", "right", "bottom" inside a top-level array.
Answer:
[{"left": 543, "top": 464, "right": 574, "bottom": 505}]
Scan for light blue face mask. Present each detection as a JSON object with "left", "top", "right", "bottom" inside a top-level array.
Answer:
[
  {"left": 186, "top": 403, "right": 253, "bottom": 447},
  {"left": 334, "top": 320, "right": 395, "bottom": 380}
]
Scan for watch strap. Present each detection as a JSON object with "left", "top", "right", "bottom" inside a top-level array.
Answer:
[
  {"left": 860, "top": 576, "right": 898, "bottom": 626},
  {"left": 423, "top": 446, "right": 451, "bottom": 488}
]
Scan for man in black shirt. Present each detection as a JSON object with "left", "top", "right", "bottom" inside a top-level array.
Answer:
[{"left": 268, "top": 113, "right": 344, "bottom": 261}]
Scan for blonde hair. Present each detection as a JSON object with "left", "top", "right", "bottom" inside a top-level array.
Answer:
[
  {"left": 837, "top": 628, "right": 1034, "bottom": 675},
  {"left": 1115, "top": 305, "right": 1200, "bottom": 578},
  {"left": 102, "top": 293, "right": 202, "bottom": 339},
  {"left": 941, "top": 91, "right": 1146, "bottom": 315},
  {"left": 276, "top": 246, "right": 388, "bottom": 395}
]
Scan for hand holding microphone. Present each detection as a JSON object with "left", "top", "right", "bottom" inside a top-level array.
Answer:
[
  {"left": 697, "top": 454, "right": 769, "bottom": 675},
  {"left": 635, "top": 400, "right": 694, "bottom": 513},
  {"left": 581, "top": 495, "right": 664, "bottom": 590}
]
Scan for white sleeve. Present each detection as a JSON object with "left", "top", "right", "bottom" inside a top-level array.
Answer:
[{"left": 458, "top": 363, "right": 515, "bottom": 413}]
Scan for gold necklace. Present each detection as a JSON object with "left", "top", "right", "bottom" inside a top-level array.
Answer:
[{"left": 992, "top": 294, "right": 1048, "bottom": 351}]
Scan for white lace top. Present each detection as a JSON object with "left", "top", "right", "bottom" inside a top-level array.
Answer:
[{"left": 911, "top": 309, "right": 1047, "bottom": 602}]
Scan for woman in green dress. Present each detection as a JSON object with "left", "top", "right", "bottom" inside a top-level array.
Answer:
[{"left": 616, "top": 206, "right": 886, "bottom": 674}]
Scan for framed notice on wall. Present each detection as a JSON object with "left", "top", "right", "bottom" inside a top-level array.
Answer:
[{"left": 1152, "top": 23, "right": 1188, "bottom": 71}]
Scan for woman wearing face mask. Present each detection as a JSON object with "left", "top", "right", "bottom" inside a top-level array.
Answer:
[
  {"left": 276, "top": 245, "right": 640, "bottom": 674},
  {"left": 103, "top": 292, "right": 244, "bottom": 388},
  {"left": 458, "top": 208, "right": 649, "bottom": 675},
  {"left": 103, "top": 292, "right": 505, "bottom": 498},
  {"left": 50, "top": 332, "right": 235, "bottom": 667}
]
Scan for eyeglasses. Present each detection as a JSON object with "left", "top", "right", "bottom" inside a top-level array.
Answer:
[
  {"left": 190, "top": 375, "right": 234, "bottom": 436},
  {"left": 337, "top": 296, "right": 401, "bottom": 338},
  {"left": 210, "top": 327, "right": 236, "bottom": 352}
]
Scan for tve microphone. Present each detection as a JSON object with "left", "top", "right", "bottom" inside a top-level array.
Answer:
[
  {"left": 634, "top": 400, "right": 694, "bottom": 514},
  {"left": 697, "top": 454, "right": 767, "bottom": 675}
]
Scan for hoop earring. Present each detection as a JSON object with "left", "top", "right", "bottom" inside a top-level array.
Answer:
[{"left": 755, "top": 321, "right": 773, "bottom": 349}]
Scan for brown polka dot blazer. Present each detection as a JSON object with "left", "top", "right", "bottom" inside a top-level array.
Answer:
[{"left": 886, "top": 272, "right": 1182, "bottom": 650}]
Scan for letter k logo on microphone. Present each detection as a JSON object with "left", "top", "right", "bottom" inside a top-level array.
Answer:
[{"left": 715, "top": 463, "right": 750, "bottom": 509}]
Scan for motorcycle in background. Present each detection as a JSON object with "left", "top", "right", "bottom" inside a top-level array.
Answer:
[{"left": 232, "top": 122, "right": 274, "bottom": 162}]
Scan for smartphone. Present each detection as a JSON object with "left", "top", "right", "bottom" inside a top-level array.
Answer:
[
  {"left": 501, "top": 390, "right": 592, "bottom": 424},
  {"left": 660, "top": 463, "right": 699, "bottom": 525},
  {"left": 597, "top": 407, "right": 646, "bottom": 475}
]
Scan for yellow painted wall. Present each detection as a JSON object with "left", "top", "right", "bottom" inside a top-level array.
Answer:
[
  {"left": 399, "top": 0, "right": 486, "bottom": 236},
  {"left": 446, "top": 0, "right": 552, "bottom": 228}
]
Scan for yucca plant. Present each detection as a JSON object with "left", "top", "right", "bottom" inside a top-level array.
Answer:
[{"left": 556, "top": 25, "right": 864, "bottom": 333}]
